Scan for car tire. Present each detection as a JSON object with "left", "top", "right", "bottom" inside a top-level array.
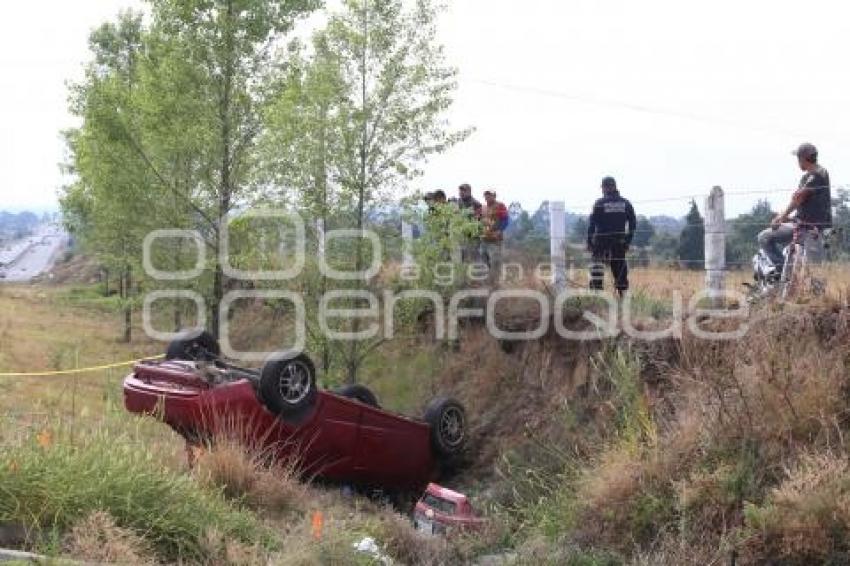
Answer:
[
  {"left": 166, "top": 329, "right": 221, "bottom": 362},
  {"left": 424, "top": 396, "right": 467, "bottom": 458},
  {"left": 259, "top": 352, "right": 317, "bottom": 417},
  {"left": 336, "top": 384, "right": 380, "bottom": 408}
]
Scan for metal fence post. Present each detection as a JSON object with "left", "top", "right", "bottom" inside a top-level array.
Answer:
[
  {"left": 549, "top": 201, "right": 567, "bottom": 293},
  {"left": 705, "top": 186, "right": 726, "bottom": 306}
]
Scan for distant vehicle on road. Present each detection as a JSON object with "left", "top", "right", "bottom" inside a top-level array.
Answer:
[{"left": 123, "top": 330, "right": 468, "bottom": 492}]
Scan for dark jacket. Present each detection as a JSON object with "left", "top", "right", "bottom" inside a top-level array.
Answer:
[
  {"left": 587, "top": 192, "right": 637, "bottom": 248},
  {"left": 458, "top": 196, "right": 482, "bottom": 219},
  {"left": 795, "top": 165, "right": 832, "bottom": 228}
]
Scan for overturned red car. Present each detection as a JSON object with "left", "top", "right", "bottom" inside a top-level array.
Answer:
[{"left": 123, "top": 330, "right": 467, "bottom": 491}]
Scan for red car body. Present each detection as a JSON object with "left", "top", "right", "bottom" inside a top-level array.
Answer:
[
  {"left": 413, "top": 483, "right": 486, "bottom": 535},
  {"left": 123, "top": 360, "right": 438, "bottom": 490}
]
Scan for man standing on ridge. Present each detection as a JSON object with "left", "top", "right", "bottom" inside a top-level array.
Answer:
[
  {"left": 457, "top": 183, "right": 483, "bottom": 262},
  {"left": 757, "top": 143, "right": 831, "bottom": 276},
  {"left": 481, "top": 190, "right": 509, "bottom": 283},
  {"left": 587, "top": 176, "right": 636, "bottom": 297},
  {"left": 457, "top": 183, "right": 482, "bottom": 219}
]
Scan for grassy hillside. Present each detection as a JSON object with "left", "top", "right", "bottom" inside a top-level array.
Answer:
[
  {"left": 3, "top": 268, "right": 850, "bottom": 564},
  {"left": 430, "top": 298, "right": 850, "bottom": 564}
]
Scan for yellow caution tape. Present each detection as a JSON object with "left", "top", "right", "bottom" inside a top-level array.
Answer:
[{"left": 0, "top": 355, "right": 164, "bottom": 377}]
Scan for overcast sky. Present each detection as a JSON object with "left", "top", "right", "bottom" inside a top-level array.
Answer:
[{"left": 2, "top": 0, "right": 849, "bottom": 217}]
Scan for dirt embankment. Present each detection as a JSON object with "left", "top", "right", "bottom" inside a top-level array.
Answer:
[
  {"left": 40, "top": 253, "right": 102, "bottom": 285},
  {"left": 434, "top": 301, "right": 847, "bottom": 482},
  {"left": 433, "top": 299, "right": 850, "bottom": 563}
]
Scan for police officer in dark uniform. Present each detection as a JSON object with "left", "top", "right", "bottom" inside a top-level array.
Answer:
[{"left": 587, "top": 176, "right": 637, "bottom": 297}]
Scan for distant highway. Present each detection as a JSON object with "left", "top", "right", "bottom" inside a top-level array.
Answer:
[{"left": 0, "top": 226, "right": 69, "bottom": 283}]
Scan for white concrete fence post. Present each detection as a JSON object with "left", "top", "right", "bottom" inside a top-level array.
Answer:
[
  {"left": 401, "top": 220, "right": 414, "bottom": 268},
  {"left": 704, "top": 186, "right": 726, "bottom": 306},
  {"left": 549, "top": 200, "right": 567, "bottom": 293}
]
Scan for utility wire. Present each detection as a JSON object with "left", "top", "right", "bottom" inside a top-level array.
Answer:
[{"left": 470, "top": 78, "right": 806, "bottom": 140}]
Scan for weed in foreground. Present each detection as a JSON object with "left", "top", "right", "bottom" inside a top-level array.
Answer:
[
  {"left": 0, "top": 427, "right": 272, "bottom": 563},
  {"left": 63, "top": 510, "right": 155, "bottom": 565},
  {"left": 193, "top": 430, "right": 308, "bottom": 517}
]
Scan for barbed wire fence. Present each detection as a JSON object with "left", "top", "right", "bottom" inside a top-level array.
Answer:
[
  {"left": 397, "top": 184, "right": 848, "bottom": 293},
  {"left": 545, "top": 184, "right": 850, "bottom": 299}
]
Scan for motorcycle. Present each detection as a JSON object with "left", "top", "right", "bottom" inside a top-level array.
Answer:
[{"left": 747, "top": 225, "right": 836, "bottom": 301}]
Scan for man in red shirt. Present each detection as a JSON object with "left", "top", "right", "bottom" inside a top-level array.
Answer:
[{"left": 481, "top": 190, "right": 509, "bottom": 284}]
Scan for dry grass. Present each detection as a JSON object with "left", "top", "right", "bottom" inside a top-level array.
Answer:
[
  {"left": 0, "top": 285, "right": 161, "bottom": 374},
  {"left": 431, "top": 271, "right": 850, "bottom": 564},
  {"left": 377, "top": 511, "right": 452, "bottom": 565},
  {"left": 10, "top": 266, "right": 850, "bottom": 563},
  {"left": 569, "top": 303, "right": 850, "bottom": 561},
  {"left": 571, "top": 263, "right": 850, "bottom": 307},
  {"left": 741, "top": 451, "right": 850, "bottom": 564},
  {"left": 64, "top": 511, "right": 155, "bottom": 565},
  {"left": 193, "top": 433, "right": 308, "bottom": 517},
  {"left": 0, "top": 284, "right": 162, "bottom": 440}
]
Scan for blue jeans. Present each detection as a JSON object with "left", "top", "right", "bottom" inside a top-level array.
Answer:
[
  {"left": 758, "top": 223, "right": 826, "bottom": 269},
  {"left": 757, "top": 223, "right": 795, "bottom": 268}
]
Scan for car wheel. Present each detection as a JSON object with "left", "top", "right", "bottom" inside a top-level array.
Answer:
[
  {"left": 166, "top": 329, "right": 221, "bottom": 362},
  {"left": 336, "top": 384, "right": 380, "bottom": 408},
  {"left": 424, "top": 396, "right": 467, "bottom": 458},
  {"left": 259, "top": 352, "right": 317, "bottom": 417}
]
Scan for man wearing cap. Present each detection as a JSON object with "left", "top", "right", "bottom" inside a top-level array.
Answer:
[
  {"left": 481, "top": 190, "right": 509, "bottom": 282},
  {"left": 757, "top": 143, "right": 831, "bottom": 275},
  {"left": 587, "top": 176, "right": 637, "bottom": 297}
]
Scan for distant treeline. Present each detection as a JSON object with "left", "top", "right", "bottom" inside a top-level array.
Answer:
[{"left": 0, "top": 211, "right": 45, "bottom": 241}]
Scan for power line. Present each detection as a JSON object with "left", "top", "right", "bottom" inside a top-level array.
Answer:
[{"left": 470, "top": 78, "right": 805, "bottom": 140}]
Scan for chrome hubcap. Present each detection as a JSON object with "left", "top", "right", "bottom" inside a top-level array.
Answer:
[{"left": 277, "top": 360, "right": 311, "bottom": 405}]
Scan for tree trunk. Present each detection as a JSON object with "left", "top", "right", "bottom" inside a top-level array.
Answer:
[
  {"left": 212, "top": 263, "right": 224, "bottom": 339},
  {"left": 345, "top": 3, "right": 370, "bottom": 385},
  {"left": 174, "top": 304, "right": 183, "bottom": 332},
  {"left": 317, "top": 104, "right": 332, "bottom": 375},
  {"left": 212, "top": 0, "right": 235, "bottom": 340},
  {"left": 123, "top": 266, "right": 132, "bottom": 344}
]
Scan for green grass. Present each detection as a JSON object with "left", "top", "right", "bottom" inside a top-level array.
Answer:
[
  {"left": 54, "top": 285, "right": 124, "bottom": 313},
  {"left": 359, "top": 345, "right": 445, "bottom": 415},
  {"left": 626, "top": 288, "right": 675, "bottom": 319},
  {"left": 0, "top": 424, "right": 272, "bottom": 562}
]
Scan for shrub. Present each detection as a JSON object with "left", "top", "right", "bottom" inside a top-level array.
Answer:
[
  {"left": 0, "top": 428, "right": 271, "bottom": 562},
  {"left": 741, "top": 452, "right": 850, "bottom": 564},
  {"left": 193, "top": 433, "right": 307, "bottom": 517}
]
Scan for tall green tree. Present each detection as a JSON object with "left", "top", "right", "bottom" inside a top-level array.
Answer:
[
  {"left": 726, "top": 199, "right": 774, "bottom": 265},
  {"left": 830, "top": 188, "right": 850, "bottom": 258},
  {"left": 65, "top": 1, "right": 320, "bottom": 340},
  {"left": 677, "top": 200, "right": 705, "bottom": 270},
  {"left": 569, "top": 216, "right": 589, "bottom": 245},
  {"left": 263, "top": 0, "right": 470, "bottom": 383},
  {"left": 146, "top": 0, "right": 319, "bottom": 337},
  {"left": 62, "top": 11, "right": 159, "bottom": 342},
  {"left": 632, "top": 216, "right": 655, "bottom": 248}
]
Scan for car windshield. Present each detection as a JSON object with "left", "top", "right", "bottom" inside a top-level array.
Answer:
[{"left": 423, "top": 493, "right": 457, "bottom": 515}]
